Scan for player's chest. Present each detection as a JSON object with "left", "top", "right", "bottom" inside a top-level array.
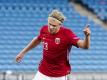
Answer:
[{"left": 41, "top": 34, "right": 69, "bottom": 50}]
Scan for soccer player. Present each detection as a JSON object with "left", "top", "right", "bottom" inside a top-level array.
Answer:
[{"left": 16, "top": 10, "right": 91, "bottom": 80}]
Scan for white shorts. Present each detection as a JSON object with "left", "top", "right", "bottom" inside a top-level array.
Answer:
[{"left": 32, "top": 71, "right": 72, "bottom": 80}]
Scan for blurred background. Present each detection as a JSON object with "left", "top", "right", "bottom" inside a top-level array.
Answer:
[{"left": 0, "top": 0, "right": 107, "bottom": 80}]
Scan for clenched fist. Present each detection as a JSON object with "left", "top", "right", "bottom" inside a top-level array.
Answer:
[
  {"left": 83, "top": 24, "right": 91, "bottom": 36},
  {"left": 15, "top": 53, "right": 24, "bottom": 63}
]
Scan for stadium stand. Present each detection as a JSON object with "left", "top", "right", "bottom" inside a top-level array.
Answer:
[
  {"left": 0, "top": 0, "right": 107, "bottom": 76},
  {"left": 82, "top": 0, "right": 107, "bottom": 21}
]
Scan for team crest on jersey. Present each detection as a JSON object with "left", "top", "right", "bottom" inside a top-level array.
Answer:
[{"left": 55, "top": 38, "right": 60, "bottom": 44}]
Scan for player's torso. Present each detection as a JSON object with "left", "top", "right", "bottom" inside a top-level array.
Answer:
[
  {"left": 42, "top": 27, "right": 69, "bottom": 52},
  {"left": 40, "top": 26, "right": 71, "bottom": 60},
  {"left": 39, "top": 26, "right": 71, "bottom": 76}
]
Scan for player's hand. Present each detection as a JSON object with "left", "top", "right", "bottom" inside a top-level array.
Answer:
[
  {"left": 83, "top": 24, "right": 91, "bottom": 36},
  {"left": 15, "top": 53, "right": 24, "bottom": 63}
]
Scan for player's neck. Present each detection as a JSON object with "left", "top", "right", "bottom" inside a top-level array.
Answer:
[{"left": 48, "top": 27, "right": 61, "bottom": 34}]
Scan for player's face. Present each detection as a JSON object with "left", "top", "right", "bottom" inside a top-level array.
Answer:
[{"left": 48, "top": 17, "right": 61, "bottom": 34}]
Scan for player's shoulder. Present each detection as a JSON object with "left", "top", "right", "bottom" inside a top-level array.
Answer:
[
  {"left": 61, "top": 25, "right": 73, "bottom": 33},
  {"left": 41, "top": 25, "right": 48, "bottom": 29},
  {"left": 40, "top": 25, "right": 48, "bottom": 32}
]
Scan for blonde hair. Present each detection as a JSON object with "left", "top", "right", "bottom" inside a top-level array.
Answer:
[{"left": 49, "top": 10, "right": 66, "bottom": 23}]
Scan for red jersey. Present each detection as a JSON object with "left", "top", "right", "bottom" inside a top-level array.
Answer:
[{"left": 37, "top": 25, "right": 80, "bottom": 77}]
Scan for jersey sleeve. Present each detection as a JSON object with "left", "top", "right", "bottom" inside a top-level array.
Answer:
[
  {"left": 67, "top": 29, "right": 80, "bottom": 47},
  {"left": 37, "top": 27, "right": 44, "bottom": 40}
]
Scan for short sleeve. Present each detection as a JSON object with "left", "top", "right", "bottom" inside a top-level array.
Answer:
[
  {"left": 37, "top": 27, "right": 44, "bottom": 40},
  {"left": 67, "top": 29, "right": 80, "bottom": 47}
]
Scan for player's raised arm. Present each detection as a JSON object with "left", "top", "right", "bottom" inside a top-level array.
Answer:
[
  {"left": 15, "top": 37, "right": 41, "bottom": 62},
  {"left": 77, "top": 24, "right": 91, "bottom": 49}
]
